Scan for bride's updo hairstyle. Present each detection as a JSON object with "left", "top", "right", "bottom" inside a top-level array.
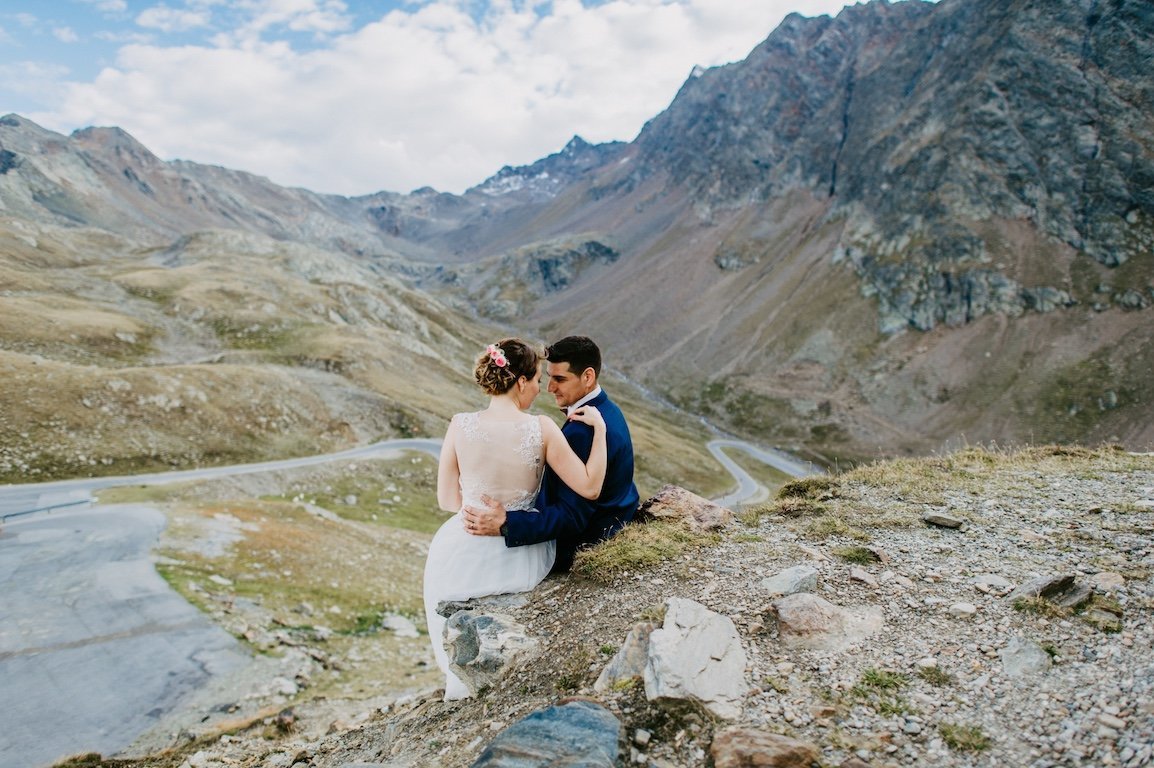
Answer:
[{"left": 474, "top": 338, "right": 540, "bottom": 395}]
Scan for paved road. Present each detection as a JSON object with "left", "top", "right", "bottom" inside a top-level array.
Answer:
[
  {"left": 0, "top": 439, "right": 443, "bottom": 521},
  {"left": 0, "top": 505, "right": 250, "bottom": 768},
  {"left": 0, "top": 435, "right": 805, "bottom": 767},
  {"left": 708, "top": 439, "right": 820, "bottom": 509}
]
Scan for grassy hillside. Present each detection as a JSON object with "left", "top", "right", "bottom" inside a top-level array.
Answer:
[{"left": 0, "top": 219, "right": 727, "bottom": 498}]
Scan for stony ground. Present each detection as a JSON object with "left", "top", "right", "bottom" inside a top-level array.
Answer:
[{"left": 62, "top": 446, "right": 1154, "bottom": 768}]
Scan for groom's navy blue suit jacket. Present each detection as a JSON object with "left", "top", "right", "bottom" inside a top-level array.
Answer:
[{"left": 503, "top": 389, "right": 639, "bottom": 573}]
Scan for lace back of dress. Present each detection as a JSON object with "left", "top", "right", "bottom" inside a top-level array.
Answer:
[{"left": 454, "top": 413, "right": 543, "bottom": 511}]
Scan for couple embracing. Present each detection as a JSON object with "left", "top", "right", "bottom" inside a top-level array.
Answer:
[{"left": 422, "top": 335, "right": 640, "bottom": 700}]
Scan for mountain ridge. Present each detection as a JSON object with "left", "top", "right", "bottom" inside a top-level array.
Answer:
[{"left": 1, "top": 0, "right": 1151, "bottom": 468}]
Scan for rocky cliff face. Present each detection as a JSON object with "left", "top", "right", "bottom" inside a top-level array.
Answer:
[{"left": 630, "top": 0, "right": 1154, "bottom": 331}]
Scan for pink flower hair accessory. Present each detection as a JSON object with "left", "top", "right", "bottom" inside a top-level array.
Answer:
[{"left": 486, "top": 343, "right": 507, "bottom": 368}]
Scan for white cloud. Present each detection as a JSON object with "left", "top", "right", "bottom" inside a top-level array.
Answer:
[
  {"left": 83, "top": 0, "right": 130, "bottom": 12},
  {"left": 0, "top": 61, "right": 71, "bottom": 103},
  {"left": 136, "top": 6, "right": 213, "bottom": 33},
  {"left": 53, "top": 26, "right": 80, "bottom": 43},
  {"left": 36, "top": 0, "right": 857, "bottom": 196}
]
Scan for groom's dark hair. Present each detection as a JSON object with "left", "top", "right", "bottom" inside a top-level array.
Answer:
[{"left": 544, "top": 336, "right": 601, "bottom": 378}]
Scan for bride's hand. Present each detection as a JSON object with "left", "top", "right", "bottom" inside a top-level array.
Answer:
[{"left": 568, "top": 405, "right": 605, "bottom": 430}]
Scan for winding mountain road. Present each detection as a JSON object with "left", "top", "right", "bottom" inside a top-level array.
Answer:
[{"left": 0, "top": 436, "right": 810, "bottom": 768}]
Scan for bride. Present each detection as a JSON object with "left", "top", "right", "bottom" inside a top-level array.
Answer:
[{"left": 422, "top": 338, "right": 606, "bottom": 700}]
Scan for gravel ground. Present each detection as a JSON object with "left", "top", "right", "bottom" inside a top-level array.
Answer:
[{"left": 76, "top": 448, "right": 1154, "bottom": 768}]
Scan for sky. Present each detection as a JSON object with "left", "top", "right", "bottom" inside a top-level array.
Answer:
[{"left": 1, "top": 0, "right": 866, "bottom": 196}]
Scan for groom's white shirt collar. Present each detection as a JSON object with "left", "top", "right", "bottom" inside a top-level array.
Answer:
[{"left": 565, "top": 385, "right": 602, "bottom": 416}]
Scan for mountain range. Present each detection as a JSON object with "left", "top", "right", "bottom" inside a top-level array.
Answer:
[{"left": 1, "top": 0, "right": 1151, "bottom": 481}]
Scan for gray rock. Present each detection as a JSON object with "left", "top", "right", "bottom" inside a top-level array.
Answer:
[
  {"left": 849, "top": 567, "right": 879, "bottom": 589},
  {"left": 1088, "top": 572, "right": 1125, "bottom": 592},
  {"left": 594, "top": 622, "right": 655, "bottom": 692},
  {"left": 637, "top": 484, "right": 733, "bottom": 532},
  {"left": 644, "top": 598, "right": 748, "bottom": 720},
  {"left": 380, "top": 614, "right": 420, "bottom": 638},
  {"left": 760, "top": 564, "right": 820, "bottom": 597},
  {"left": 972, "top": 574, "right": 1013, "bottom": 594},
  {"left": 922, "top": 512, "right": 966, "bottom": 529},
  {"left": 470, "top": 700, "right": 622, "bottom": 767},
  {"left": 1000, "top": 636, "right": 1053, "bottom": 677},
  {"left": 445, "top": 610, "right": 539, "bottom": 696},
  {"left": 710, "top": 727, "right": 820, "bottom": 768},
  {"left": 769, "top": 593, "right": 883, "bottom": 652},
  {"left": 1006, "top": 574, "right": 1092, "bottom": 610},
  {"left": 948, "top": 602, "right": 978, "bottom": 618}
]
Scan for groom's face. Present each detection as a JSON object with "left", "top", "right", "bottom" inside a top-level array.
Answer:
[{"left": 546, "top": 361, "right": 595, "bottom": 408}]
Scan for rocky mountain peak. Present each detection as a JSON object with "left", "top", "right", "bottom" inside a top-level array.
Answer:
[{"left": 468, "top": 134, "right": 627, "bottom": 200}]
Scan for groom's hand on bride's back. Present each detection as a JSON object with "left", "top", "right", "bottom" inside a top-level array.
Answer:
[{"left": 462, "top": 494, "right": 507, "bottom": 536}]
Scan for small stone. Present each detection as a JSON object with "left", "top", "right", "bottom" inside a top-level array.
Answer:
[
  {"left": 972, "top": 574, "right": 1013, "bottom": 592},
  {"left": 1097, "top": 713, "right": 1127, "bottom": 730},
  {"left": 1088, "top": 572, "right": 1125, "bottom": 592},
  {"left": 634, "top": 728, "right": 652, "bottom": 748},
  {"left": 761, "top": 564, "right": 820, "bottom": 596},
  {"left": 711, "top": 728, "right": 820, "bottom": 768},
  {"left": 948, "top": 602, "right": 978, "bottom": 618},
  {"left": 922, "top": 512, "right": 966, "bottom": 529},
  {"left": 850, "top": 567, "right": 879, "bottom": 588}
]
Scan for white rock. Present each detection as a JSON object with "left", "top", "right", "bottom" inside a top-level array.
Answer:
[
  {"left": 761, "top": 564, "right": 820, "bottom": 596},
  {"left": 948, "top": 602, "right": 978, "bottom": 618},
  {"left": 644, "top": 597, "right": 748, "bottom": 720}
]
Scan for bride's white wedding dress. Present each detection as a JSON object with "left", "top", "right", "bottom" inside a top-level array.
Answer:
[{"left": 422, "top": 411, "right": 556, "bottom": 700}]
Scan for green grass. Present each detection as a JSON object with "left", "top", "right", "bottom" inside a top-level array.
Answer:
[
  {"left": 833, "top": 546, "right": 879, "bottom": 564},
  {"left": 848, "top": 668, "right": 911, "bottom": 715},
  {"left": 939, "top": 723, "right": 991, "bottom": 752},
  {"left": 777, "top": 475, "right": 839, "bottom": 499},
  {"left": 571, "top": 520, "right": 718, "bottom": 582},
  {"left": 1012, "top": 596, "right": 1069, "bottom": 618},
  {"left": 265, "top": 454, "right": 442, "bottom": 533},
  {"left": 554, "top": 646, "right": 594, "bottom": 693},
  {"left": 916, "top": 666, "right": 954, "bottom": 687}
]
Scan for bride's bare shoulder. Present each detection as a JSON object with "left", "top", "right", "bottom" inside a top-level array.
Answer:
[{"left": 536, "top": 413, "right": 563, "bottom": 434}]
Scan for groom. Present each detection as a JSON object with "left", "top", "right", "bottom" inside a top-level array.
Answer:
[{"left": 463, "top": 335, "right": 640, "bottom": 573}]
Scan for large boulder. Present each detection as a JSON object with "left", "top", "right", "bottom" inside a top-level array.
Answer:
[
  {"left": 769, "top": 593, "right": 883, "bottom": 652},
  {"left": 637, "top": 484, "right": 733, "bottom": 532},
  {"left": 644, "top": 598, "right": 748, "bottom": 720},
  {"left": 445, "top": 609, "right": 538, "bottom": 696},
  {"left": 470, "top": 699, "right": 622, "bottom": 767}
]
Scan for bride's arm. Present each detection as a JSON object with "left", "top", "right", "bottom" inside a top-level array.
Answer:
[
  {"left": 437, "top": 419, "right": 462, "bottom": 512},
  {"left": 540, "top": 409, "right": 606, "bottom": 500}
]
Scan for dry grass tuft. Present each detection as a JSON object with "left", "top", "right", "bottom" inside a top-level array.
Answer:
[
  {"left": 777, "top": 475, "right": 839, "bottom": 499},
  {"left": 939, "top": 722, "right": 991, "bottom": 752},
  {"left": 571, "top": 520, "right": 718, "bottom": 583},
  {"left": 833, "top": 545, "right": 880, "bottom": 564}
]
